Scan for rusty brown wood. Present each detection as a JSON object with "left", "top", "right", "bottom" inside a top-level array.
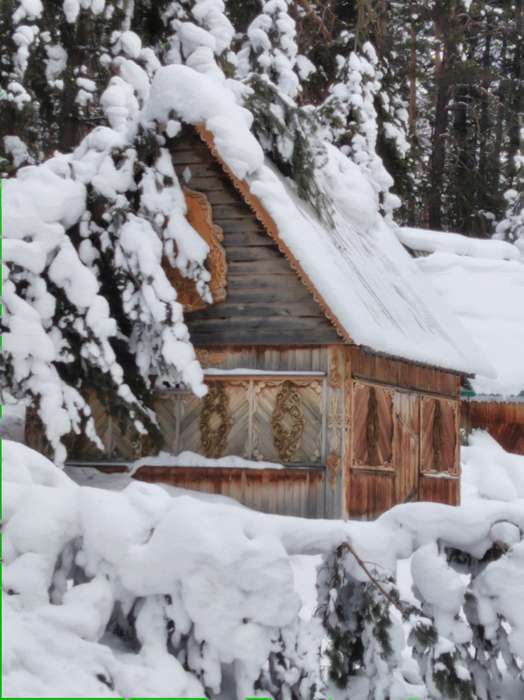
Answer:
[
  {"left": 393, "top": 391, "right": 420, "bottom": 503},
  {"left": 418, "top": 474, "right": 460, "bottom": 505},
  {"left": 352, "top": 381, "right": 394, "bottom": 468},
  {"left": 420, "top": 396, "right": 459, "bottom": 475},
  {"left": 131, "top": 465, "right": 325, "bottom": 517},
  {"left": 461, "top": 400, "right": 524, "bottom": 455},
  {"left": 347, "top": 470, "right": 395, "bottom": 520},
  {"left": 349, "top": 347, "right": 461, "bottom": 397}
]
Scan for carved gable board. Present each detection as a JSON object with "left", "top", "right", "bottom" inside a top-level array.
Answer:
[
  {"left": 169, "top": 127, "right": 340, "bottom": 346},
  {"left": 163, "top": 187, "right": 227, "bottom": 312}
]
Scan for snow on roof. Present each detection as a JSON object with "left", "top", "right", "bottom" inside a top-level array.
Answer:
[
  {"left": 398, "top": 226, "right": 520, "bottom": 260},
  {"left": 399, "top": 227, "right": 524, "bottom": 397},
  {"left": 146, "top": 65, "right": 492, "bottom": 376}
]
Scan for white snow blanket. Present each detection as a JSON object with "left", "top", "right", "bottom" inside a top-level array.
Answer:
[
  {"left": 3, "top": 435, "right": 524, "bottom": 698},
  {"left": 399, "top": 226, "right": 524, "bottom": 396}
]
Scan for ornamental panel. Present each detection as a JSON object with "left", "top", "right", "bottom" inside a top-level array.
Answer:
[
  {"left": 177, "top": 381, "right": 250, "bottom": 459},
  {"left": 253, "top": 379, "right": 323, "bottom": 464},
  {"left": 353, "top": 381, "right": 394, "bottom": 468},
  {"left": 420, "top": 397, "right": 458, "bottom": 474}
]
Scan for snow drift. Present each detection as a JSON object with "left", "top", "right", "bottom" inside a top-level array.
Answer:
[{"left": 3, "top": 436, "right": 524, "bottom": 698}]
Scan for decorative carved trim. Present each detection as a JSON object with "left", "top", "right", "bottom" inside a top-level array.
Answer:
[
  {"left": 326, "top": 451, "right": 340, "bottom": 488},
  {"left": 199, "top": 383, "right": 231, "bottom": 458},
  {"left": 164, "top": 188, "right": 227, "bottom": 312},
  {"left": 432, "top": 399, "right": 443, "bottom": 469},
  {"left": 271, "top": 381, "right": 305, "bottom": 462},
  {"left": 328, "top": 350, "right": 343, "bottom": 388},
  {"left": 195, "top": 348, "right": 229, "bottom": 369},
  {"left": 194, "top": 124, "right": 352, "bottom": 344},
  {"left": 327, "top": 394, "right": 343, "bottom": 449},
  {"left": 366, "top": 386, "right": 380, "bottom": 453}
]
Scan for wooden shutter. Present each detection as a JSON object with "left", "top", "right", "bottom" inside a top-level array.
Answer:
[
  {"left": 393, "top": 391, "right": 420, "bottom": 502},
  {"left": 420, "top": 397, "right": 458, "bottom": 474},
  {"left": 353, "top": 381, "right": 394, "bottom": 468}
]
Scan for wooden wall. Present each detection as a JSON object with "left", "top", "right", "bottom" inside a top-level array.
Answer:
[
  {"left": 153, "top": 346, "right": 347, "bottom": 519},
  {"left": 462, "top": 399, "right": 524, "bottom": 454},
  {"left": 26, "top": 341, "right": 463, "bottom": 519},
  {"left": 133, "top": 465, "right": 325, "bottom": 518},
  {"left": 169, "top": 127, "right": 340, "bottom": 345},
  {"left": 346, "top": 348, "right": 461, "bottom": 519}
]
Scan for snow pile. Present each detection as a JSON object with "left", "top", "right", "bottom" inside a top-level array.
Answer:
[
  {"left": 4, "top": 436, "right": 524, "bottom": 698},
  {"left": 462, "top": 430, "right": 524, "bottom": 502},
  {"left": 401, "top": 228, "right": 524, "bottom": 396},
  {"left": 131, "top": 450, "right": 284, "bottom": 471},
  {"left": 3, "top": 441, "right": 305, "bottom": 698},
  {"left": 399, "top": 225, "right": 521, "bottom": 260}
]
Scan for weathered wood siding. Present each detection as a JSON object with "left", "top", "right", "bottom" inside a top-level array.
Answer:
[
  {"left": 27, "top": 342, "right": 464, "bottom": 518},
  {"left": 157, "top": 375, "right": 326, "bottom": 466},
  {"left": 420, "top": 396, "right": 459, "bottom": 474},
  {"left": 132, "top": 466, "right": 325, "bottom": 517},
  {"left": 462, "top": 399, "right": 524, "bottom": 455},
  {"left": 170, "top": 128, "right": 340, "bottom": 345},
  {"left": 347, "top": 347, "right": 461, "bottom": 518},
  {"left": 349, "top": 347, "right": 461, "bottom": 397}
]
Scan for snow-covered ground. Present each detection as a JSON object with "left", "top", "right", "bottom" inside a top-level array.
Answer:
[{"left": 3, "top": 428, "right": 524, "bottom": 698}]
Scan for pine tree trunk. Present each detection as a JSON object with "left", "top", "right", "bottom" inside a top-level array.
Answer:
[
  {"left": 507, "top": 0, "right": 523, "bottom": 184},
  {"left": 428, "top": 1, "right": 452, "bottom": 230}
]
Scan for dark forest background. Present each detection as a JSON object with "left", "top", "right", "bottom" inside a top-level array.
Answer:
[{"left": 1, "top": 0, "right": 522, "bottom": 237}]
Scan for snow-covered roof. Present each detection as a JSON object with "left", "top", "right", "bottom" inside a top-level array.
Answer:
[
  {"left": 398, "top": 226, "right": 521, "bottom": 260},
  {"left": 399, "top": 227, "right": 524, "bottom": 397},
  {"left": 146, "top": 65, "right": 492, "bottom": 376}
]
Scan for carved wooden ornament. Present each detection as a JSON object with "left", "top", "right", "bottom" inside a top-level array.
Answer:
[
  {"left": 271, "top": 381, "right": 305, "bottom": 462},
  {"left": 199, "top": 383, "right": 231, "bottom": 458},
  {"left": 164, "top": 187, "right": 227, "bottom": 312}
]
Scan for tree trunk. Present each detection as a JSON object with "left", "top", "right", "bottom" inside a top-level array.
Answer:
[{"left": 428, "top": 1, "right": 452, "bottom": 230}]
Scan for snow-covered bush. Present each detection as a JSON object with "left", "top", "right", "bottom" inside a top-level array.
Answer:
[
  {"left": 1, "top": 1, "right": 214, "bottom": 461},
  {"left": 3, "top": 435, "right": 524, "bottom": 699}
]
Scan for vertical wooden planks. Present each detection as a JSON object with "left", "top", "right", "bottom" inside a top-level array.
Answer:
[
  {"left": 346, "top": 347, "right": 463, "bottom": 517},
  {"left": 132, "top": 466, "right": 325, "bottom": 517},
  {"left": 323, "top": 346, "right": 347, "bottom": 519},
  {"left": 418, "top": 474, "right": 460, "bottom": 505},
  {"left": 420, "top": 397, "right": 459, "bottom": 474},
  {"left": 393, "top": 390, "right": 420, "bottom": 503},
  {"left": 352, "top": 381, "right": 394, "bottom": 467}
]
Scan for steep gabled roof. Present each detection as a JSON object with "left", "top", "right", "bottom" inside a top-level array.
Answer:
[
  {"left": 399, "top": 226, "right": 524, "bottom": 397},
  {"left": 148, "top": 64, "right": 492, "bottom": 376},
  {"left": 193, "top": 126, "right": 492, "bottom": 377}
]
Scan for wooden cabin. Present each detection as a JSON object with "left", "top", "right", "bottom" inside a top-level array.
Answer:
[
  {"left": 398, "top": 226, "right": 524, "bottom": 456},
  {"left": 28, "top": 127, "right": 486, "bottom": 519}
]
